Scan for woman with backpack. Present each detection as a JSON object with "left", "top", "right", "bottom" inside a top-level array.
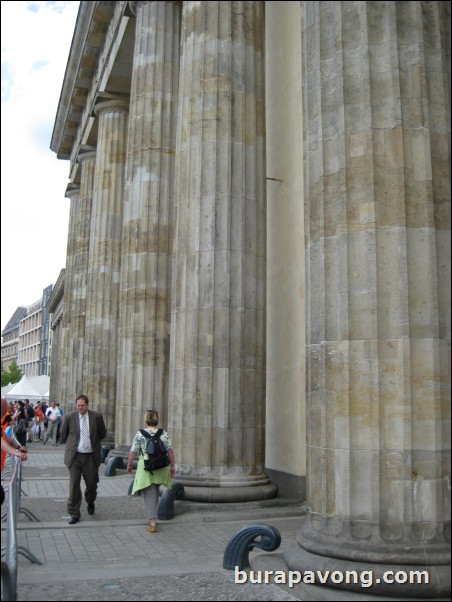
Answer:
[{"left": 127, "top": 409, "right": 176, "bottom": 533}]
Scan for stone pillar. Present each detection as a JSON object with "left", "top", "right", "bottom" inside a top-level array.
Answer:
[
  {"left": 59, "top": 184, "right": 80, "bottom": 408},
  {"left": 69, "top": 151, "right": 96, "bottom": 401},
  {"left": 115, "top": 0, "right": 181, "bottom": 450},
  {"left": 49, "top": 315, "right": 62, "bottom": 402},
  {"left": 83, "top": 99, "right": 129, "bottom": 442},
  {"left": 284, "top": 2, "right": 451, "bottom": 598},
  {"left": 168, "top": 0, "right": 276, "bottom": 502}
]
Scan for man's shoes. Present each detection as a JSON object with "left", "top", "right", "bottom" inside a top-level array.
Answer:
[
  {"left": 87, "top": 502, "right": 95, "bottom": 515},
  {"left": 68, "top": 516, "right": 80, "bottom": 525}
]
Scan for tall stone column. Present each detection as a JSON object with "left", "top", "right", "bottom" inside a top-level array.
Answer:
[
  {"left": 83, "top": 99, "right": 129, "bottom": 442},
  {"left": 49, "top": 314, "right": 63, "bottom": 402},
  {"left": 68, "top": 150, "right": 96, "bottom": 401},
  {"left": 284, "top": 2, "right": 451, "bottom": 598},
  {"left": 59, "top": 184, "right": 80, "bottom": 407},
  {"left": 115, "top": 0, "right": 181, "bottom": 449},
  {"left": 168, "top": 1, "right": 276, "bottom": 501}
]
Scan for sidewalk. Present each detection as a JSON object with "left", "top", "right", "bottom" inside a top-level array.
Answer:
[{"left": 3, "top": 443, "right": 306, "bottom": 601}]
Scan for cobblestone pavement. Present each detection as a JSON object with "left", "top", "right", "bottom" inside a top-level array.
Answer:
[
  {"left": 16, "top": 572, "right": 300, "bottom": 601},
  {"left": 2, "top": 444, "right": 305, "bottom": 601}
]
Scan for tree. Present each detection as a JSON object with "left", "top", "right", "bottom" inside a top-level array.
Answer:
[
  {"left": 1, "top": 364, "right": 9, "bottom": 388},
  {"left": 1, "top": 360, "right": 22, "bottom": 387}
]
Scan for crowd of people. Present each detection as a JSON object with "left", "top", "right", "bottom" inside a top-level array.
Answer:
[
  {"left": 1, "top": 398, "right": 64, "bottom": 446},
  {"left": 1, "top": 395, "right": 176, "bottom": 533}
]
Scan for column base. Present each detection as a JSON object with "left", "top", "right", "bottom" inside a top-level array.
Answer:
[
  {"left": 104, "top": 444, "right": 130, "bottom": 476},
  {"left": 252, "top": 551, "right": 450, "bottom": 601},
  {"left": 298, "top": 510, "right": 449, "bottom": 565},
  {"left": 102, "top": 434, "right": 115, "bottom": 447},
  {"left": 108, "top": 444, "right": 131, "bottom": 457},
  {"left": 281, "top": 541, "right": 451, "bottom": 600},
  {"left": 176, "top": 480, "right": 278, "bottom": 503}
]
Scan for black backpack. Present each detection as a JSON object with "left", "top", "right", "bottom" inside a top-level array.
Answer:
[{"left": 139, "top": 428, "right": 170, "bottom": 473}]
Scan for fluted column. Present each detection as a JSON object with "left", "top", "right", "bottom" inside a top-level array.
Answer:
[
  {"left": 284, "top": 2, "right": 450, "bottom": 598},
  {"left": 83, "top": 99, "right": 129, "bottom": 441},
  {"left": 49, "top": 316, "right": 62, "bottom": 402},
  {"left": 168, "top": 1, "right": 275, "bottom": 501},
  {"left": 59, "top": 184, "right": 80, "bottom": 407},
  {"left": 115, "top": 0, "right": 181, "bottom": 449},
  {"left": 69, "top": 150, "right": 96, "bottom": 399}
]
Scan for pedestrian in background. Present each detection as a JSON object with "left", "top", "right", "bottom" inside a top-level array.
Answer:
[
  {"left": 2, "top": 413, "right": 13, "bottom": 438},
  {"left": 24, "top": 399, "right": 35, "bottom": 443},
  {"left": 2, "top": 397, "right": 27, "bottom": 506},
  {"left": 56, "top": 402, "right": 63, "bottom": 443},
  {"left": 43, "top": 401, "right": 60, "bottom": 446},
  {"left": 13, "top": 404, "right": 28, "bottom": 447},
  {"left": 33, "top": 402, "right": 44, "bottom": 441},
  {"left": 1, "top": 398, "right": 27, "bottom": 473},
  {"left": 60, "top": 395, "right": 106, "bottom": 525}
]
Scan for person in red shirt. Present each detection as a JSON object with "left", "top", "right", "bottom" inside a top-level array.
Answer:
[{"left": 33, "top": 402, "right": 45, "bottom": 441}]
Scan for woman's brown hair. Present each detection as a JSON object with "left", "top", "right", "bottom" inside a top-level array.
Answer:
[{"left": 145, "top": 409, "right": 159, "bottom": 426}]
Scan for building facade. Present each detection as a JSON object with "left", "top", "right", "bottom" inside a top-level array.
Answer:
[
  {"left": 38, "top": 284, "right": 53, "bottom": 376},
  {"left": 1, "top": 306, "right": 27, "bottom": 372},
  {"left": 2, "top": 285, "right": 54, "bottom": 379},
  {"left": 51, "top": 2, "right": 450, "bottom": 598},
  {"left": 17, "top": 299, "right": 44, "bottom": 377}
]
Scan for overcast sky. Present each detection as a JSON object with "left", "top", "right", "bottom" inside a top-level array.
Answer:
[{"left": 1, "top": 0, "right": 80, "bottom": 331}]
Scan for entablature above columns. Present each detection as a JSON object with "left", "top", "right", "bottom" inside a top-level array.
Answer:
[
  {"left": 51, "top": 1, "right": 135, "bottom": 185},
  {"left": 46, "top": 268, "right": 65, "bottom": 319},
  {"left": 128, "top": 0, "right": 182, "bottom": 17}
]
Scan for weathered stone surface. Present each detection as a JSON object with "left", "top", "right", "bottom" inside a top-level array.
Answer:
[
  {"left": 51, "top": 1, "right": 450, "bottom": 595},
  {"left": 168, "top": 1, "right": 271, "bottom": 499},
  {"left": 115, "top": 0, "right": 181, "bottom": 445},
  {"left": 287, "top": 2, "right": 451, "bottom": 595},
  {"left": 83, "top": 100, "right": 129, "bottom": 439}
]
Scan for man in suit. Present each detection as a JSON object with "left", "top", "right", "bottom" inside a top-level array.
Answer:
[{"left": 60, "top": 394, "right": 106, "bottom": 524}]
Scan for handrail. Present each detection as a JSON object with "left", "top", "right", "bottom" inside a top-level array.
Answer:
[
  {"left": 3, "top": 454, "right": 20, "bottom": 601},
  {"left": 2, "top": 448, "right": 42, "bottom": 601}
]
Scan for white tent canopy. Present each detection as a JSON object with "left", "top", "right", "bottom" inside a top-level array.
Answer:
[
  {"left": 3, "top": 375, "right": 50, "bottom": 401},
  {"left": 1, "top": 382, "right": 16, "bottom": 397},
  {"left": 28, "top": 375, "right": 50, "bottom": 399}
]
